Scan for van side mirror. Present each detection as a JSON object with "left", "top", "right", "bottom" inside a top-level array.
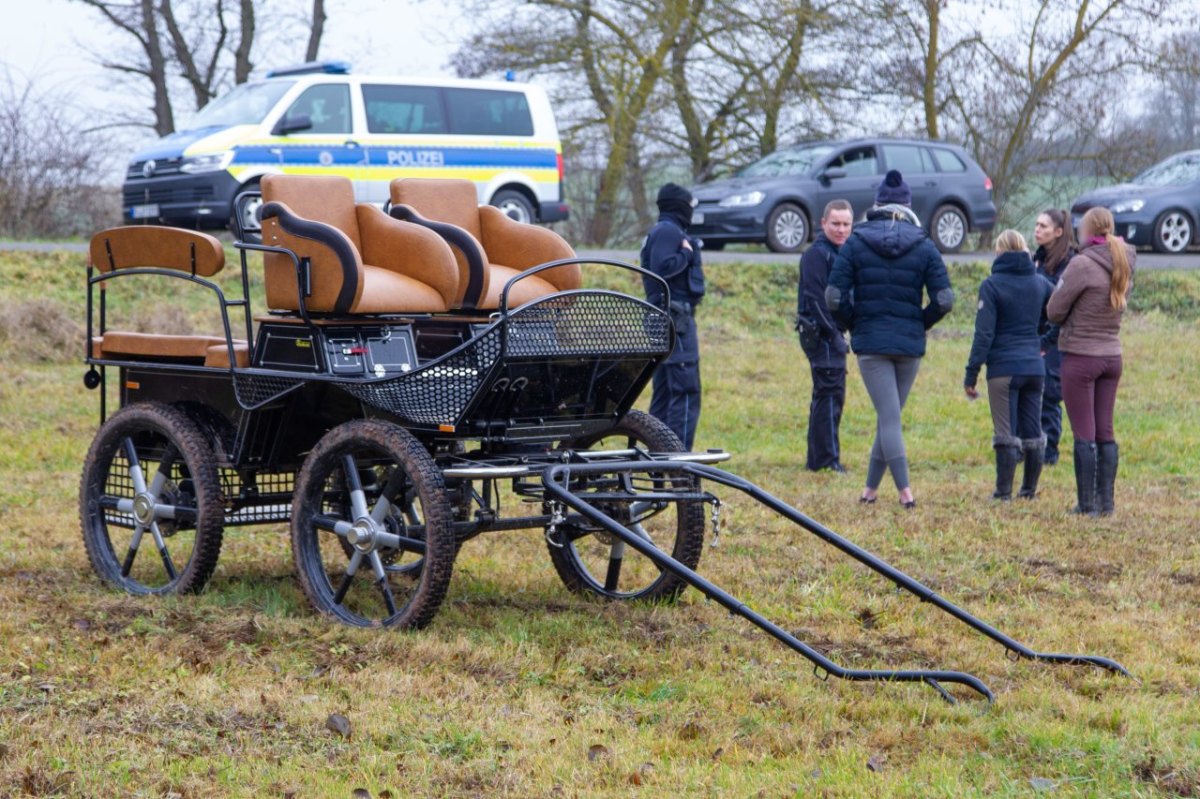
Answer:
[
  {"left": 272, "top": 113, "right": 313, "bottom": 135},
  {"left": 820, "top": 167, "right": 847, "bottom": 182}
]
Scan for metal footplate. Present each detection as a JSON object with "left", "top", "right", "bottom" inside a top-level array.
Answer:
[{"left": 540, "top": 460, "right": 1131, "bottom": 705}]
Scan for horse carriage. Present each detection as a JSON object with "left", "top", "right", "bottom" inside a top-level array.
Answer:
[{"left": 79, "top": 175, "right": 1126, "bottom": 703}]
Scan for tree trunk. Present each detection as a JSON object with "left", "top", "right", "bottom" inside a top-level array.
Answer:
[
  {"left": 922, "top": 0, "right": 940, "bottom": 139},
  {"left": 306, "top": 0, "right": 326, "bottom": 61},
  {"left": 141, "top": 0, "right": 175, "bottom": 134},
  {"left": 234, "top": 0, "right": 255, "bottom": 83}
]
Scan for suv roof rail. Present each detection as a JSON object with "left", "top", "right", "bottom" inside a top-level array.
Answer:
[{"left": 266, "top": 60, "right": 352, "bottom": 78}]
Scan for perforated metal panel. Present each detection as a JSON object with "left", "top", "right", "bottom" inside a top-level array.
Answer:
[
  {"left": 335, "top": 292, "right": 670, "bottom": 429},
  {"left": 233, "top": 373, "right": 305, "bottom": 410}
]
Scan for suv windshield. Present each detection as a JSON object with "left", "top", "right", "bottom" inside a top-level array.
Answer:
[
  {"left": 740, "top": 145, "right": 834, "bottom": 178},
  {"left": 188, "top": 80, "right": 297, "bottom": 129},
  {"left": 1134, "top": 153, "right": 1200, "bottom": 186}
]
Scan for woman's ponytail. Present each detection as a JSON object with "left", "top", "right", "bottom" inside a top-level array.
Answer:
[{"left": 1107, "top": 233, "right": 1131, "bottom": 310}]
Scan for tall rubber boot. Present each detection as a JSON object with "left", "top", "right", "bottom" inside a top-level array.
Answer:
[
  {"left": 992, "top": 444, "right": 1021, "bottom": 501},
  {"left": 1097, "top": 441, "right": 1118, "bottom": 516},
  {"left": 1018, "top": 438, "right": 1045, "bottom": 499},
  {"left": 1072, "top": 440, "right": 1098, "bottom": 515}
]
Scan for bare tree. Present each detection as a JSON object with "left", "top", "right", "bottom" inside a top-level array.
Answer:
[{"left": 306, "top": 0, "right": 327, "bottom": 61}]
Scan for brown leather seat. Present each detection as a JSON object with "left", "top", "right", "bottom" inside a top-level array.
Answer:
[
  {"left": 87, "top": 227, "right": 248, "bottom": 368},
  {"left": 260, "top": 175, "right": 459, "bottom": 315},
  {"left": 389, "top": 178, "right": 580, "bottom": 310}
]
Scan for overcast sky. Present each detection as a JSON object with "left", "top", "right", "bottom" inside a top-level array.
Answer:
[{"left": 1, "top": 0, "right": 469, "bottom": 169}]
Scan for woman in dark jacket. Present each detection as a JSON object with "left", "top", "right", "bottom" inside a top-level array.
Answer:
[
  {"left": 1031, "top": 209, "right": 1076, "bottom": 465},
  {"left": 1046, "top": 206, "right": 1133, "bottom": 516},
  {"left": 964, "top": 230, "right": 1055, "bottom": 500},
  {"left": 826, "top": 170, "right": 954, "bottom": 508}
]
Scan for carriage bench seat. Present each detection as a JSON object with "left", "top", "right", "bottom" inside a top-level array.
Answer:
[{"left": 91, "top": 332, "right": 250, "bottom": 368}]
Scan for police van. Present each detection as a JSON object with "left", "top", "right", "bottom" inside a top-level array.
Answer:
[{"left": 121, "top": 62, "right": 569, "bottom": 233}]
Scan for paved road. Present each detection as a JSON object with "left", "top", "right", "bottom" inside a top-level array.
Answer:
[
  {"left": 578, "top": 248, "right": 1200, "bottom": 270},
  {"left": 5, "top": 240, "right": 1198, "bottom": 269}
]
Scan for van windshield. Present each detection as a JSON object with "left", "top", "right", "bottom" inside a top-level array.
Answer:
[
  {"left": 740, "top": 145, "right": 834, "bottom": 178},
  {"left": 189, "top": 80, "right": 297, "bottom": 128}
]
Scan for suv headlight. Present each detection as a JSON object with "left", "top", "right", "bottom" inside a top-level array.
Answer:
[
  {"left": 718, "top": 191, "right": 765, "bottom": 208},
  {"left": 1110, "top": 198, "right": 1144, "bottom": 214},
  {"left": 179, "top": 151, "right": 235, "bottom": 174}
]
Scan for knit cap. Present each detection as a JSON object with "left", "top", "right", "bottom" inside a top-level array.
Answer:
[{"left": 875, "top": 169, "right": 912, "bottom": 206}]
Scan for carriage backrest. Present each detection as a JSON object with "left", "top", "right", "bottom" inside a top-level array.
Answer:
[
  {"left": 389, "top": 178, "right": 484, "bottom": 242},
  {"left": 88, "top": 226, "right": 225, "bottom": 276}
]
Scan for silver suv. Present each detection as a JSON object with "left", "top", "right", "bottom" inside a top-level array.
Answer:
[{"left": 690, "top": 137, "right": 997, "bottom": 253}]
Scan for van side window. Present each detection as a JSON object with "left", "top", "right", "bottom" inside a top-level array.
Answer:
[
  {"left": 363, "top": 85, "right": 448, "bottom": 134},
  {"left": 828, "top": 146, "right": 878, "bottom": 177},
  {"left": 285, "top": 84, "right": 351, "bottom": 134},
  {"left": 444, "top": 89, "right": 534, "bottom": 137}
]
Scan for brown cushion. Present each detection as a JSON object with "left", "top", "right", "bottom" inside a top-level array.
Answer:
[
  {"left": 354, "top": 266, "right": 451, "bottom": 314},
  {"left": 203, "top": 342, "right": 251, "bottom": 368},
  {"left": 89, "top": 227, "right": 225, "bottom": 276},
  {"left": 389, "top": 178, "right": 483, "bottom": 241},
  {"left": 261, "top": 204, "right": 365, "bottom": 313},
  {"left": 262, "top": 174, "right": 362, "bottom": 251},
  {"left": 355, "top": 205, "right": 458, "bottom": 311},
  {"left": 482, "top": 265, "right": 561, "bottom": 309},
  {"left": 478, "top": 206, "right": 580, "bottom": 292},
  {"left": 96, "top": 332, "right": 235, "bottom": 361}
]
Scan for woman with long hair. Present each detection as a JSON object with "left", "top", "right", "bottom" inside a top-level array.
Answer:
[
  {"left": 1031, "top": 209, "right": 1077, "bottom": 465},
  {"left": 964, "top": 230, "right": 1054, "bottom": 500},
  {"left": 1046, "top": 207, "right": 1134, "bottom": 515}
]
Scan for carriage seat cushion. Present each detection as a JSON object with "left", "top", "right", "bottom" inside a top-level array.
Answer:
[{"left": 92, "top": 332, "right": 248, "bottom": 367}]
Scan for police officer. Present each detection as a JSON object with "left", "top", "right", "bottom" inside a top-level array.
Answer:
[
  {"left": 641, "top": 182, "right": 705, "bottom": 450},
  {"left": 797, "top": 199, "right": 853, "bottom": 472}
]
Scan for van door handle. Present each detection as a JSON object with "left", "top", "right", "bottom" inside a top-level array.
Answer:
[{"left": 345, "top": 139, "right": 360, "bottom": 148}]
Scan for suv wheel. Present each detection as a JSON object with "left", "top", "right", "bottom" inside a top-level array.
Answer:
[
  {"left": 766, "top": 203, "right": 808, "bottom": 253},
  {"left": 931, "top": 204, "right": 968, "bottom": 253},
  {"left": 1152, "top": 210, "right": 1192, "bottom": 254}
]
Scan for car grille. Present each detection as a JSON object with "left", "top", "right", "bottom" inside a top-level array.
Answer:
[
  {"left": 122, "top": 185, "right": 216, "bottom": 205},
  {"left": 126, "top": 157, "right": 184, "bottom": 179}
]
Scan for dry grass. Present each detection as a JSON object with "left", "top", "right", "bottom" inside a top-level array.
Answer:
[{"left": 1, "top": 251, "right": 1199, "bottom": 797}]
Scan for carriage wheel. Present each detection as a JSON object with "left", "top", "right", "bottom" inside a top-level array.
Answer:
[
  {"left": 80, "top": 403, "right": 225, "bottom": 595},
  {"left": 547, "top": 409, "right": 705, "bottom": 602},
  {"left": 290, "top": 420, "right": 454, "bottom": 628}
]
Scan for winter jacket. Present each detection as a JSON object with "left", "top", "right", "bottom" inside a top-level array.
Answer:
[
  {"left": 964, "top": 250, "right": 1055, "bottom": 387},
  {"left": 1033, "top": 244, "right": 1075, "bottom": 376},
  {"left": 798, "top": 233, "right": 848, "bottom": 367},
  {"left": 824, "top": 209, "right": 954, "bottom": 358},
  {"left": 1045, "top": 241, "right": 1134, "bottom": 357},
  {"left": 640, "top": 214, "right": 705, "bottom": 308}
]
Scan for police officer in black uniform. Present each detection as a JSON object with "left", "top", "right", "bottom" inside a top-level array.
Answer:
[{"left": 641, "top": 182, "right": 705, "bottom": 450}]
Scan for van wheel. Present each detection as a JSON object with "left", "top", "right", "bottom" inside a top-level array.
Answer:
[
  {"left": 766, "top": 203, "right": 808, "bottom": 253},
  {"left": 492, "top": 190, "right": 536, "bottom": 224},
  {"left": 230, "top": 180, "right": 262, "bottom": 244},
  {"left": 931, "top": 204, "right": 968, "bottom": 253}
]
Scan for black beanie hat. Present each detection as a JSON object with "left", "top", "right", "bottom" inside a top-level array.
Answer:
[
  {"left": 657, "top": 182, "right": 693, "bottom": 208},
  {"left": 875, "top": 169, "right": 912, "bottom": 206},
  {"left": 656, "top": 182, "right": 694, "bottom": 226}
]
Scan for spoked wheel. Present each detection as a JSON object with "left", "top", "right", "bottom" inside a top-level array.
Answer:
[
  {"left": 79, "top": 403, "right": 224, "bottom": 595},
  {"left": 291, "top": 420, "right": 454, "bottom": 628},
  {"left": 547, "top": 409, "right": 705, "bottom": 602}
]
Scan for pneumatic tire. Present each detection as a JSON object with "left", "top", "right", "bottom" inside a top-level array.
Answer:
[{"left": 546, "top": 409, "right": 706, "bottom": 603}]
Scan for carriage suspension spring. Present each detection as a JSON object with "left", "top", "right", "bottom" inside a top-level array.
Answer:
[
  {"left": 709, "top": 498, "right": 725, "bottom": 548},
  {"left": 544, "top": 500, "right": 567, "bottom": 548}
]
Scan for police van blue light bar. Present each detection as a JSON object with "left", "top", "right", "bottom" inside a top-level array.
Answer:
[{"left": 266, "top": 60, "right": 352, "bottom": 78}]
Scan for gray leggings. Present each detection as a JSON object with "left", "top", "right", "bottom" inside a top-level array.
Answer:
[{"left": 857, "top": 354, "right": 921, "bottom": 491}]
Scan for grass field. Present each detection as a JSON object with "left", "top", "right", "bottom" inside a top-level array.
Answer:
[{"left": 2, "top": 249, "right": 1199, "bottom": 798}]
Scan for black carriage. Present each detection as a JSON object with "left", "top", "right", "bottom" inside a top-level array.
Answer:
[{"left": 79, "top": 176, "right": 1126, "bottom": 704}]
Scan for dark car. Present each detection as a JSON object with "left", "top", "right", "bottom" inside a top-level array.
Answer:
[
  {"left": 689, "top": 137, "right": 997, "bottom": 253},
  {"left": 1070, "top": 150, "right": 1200, "bottom": 253}
]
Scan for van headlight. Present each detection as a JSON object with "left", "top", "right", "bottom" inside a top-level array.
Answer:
[
  {"left": 179, "top": 151, "right": 235, "bottom": 174},
  {"left": 1110, "top": 199, "right": 1144, "bottom": 214},
  {"left": 718, "top": 191, "right": 765, "bottom": 208}
]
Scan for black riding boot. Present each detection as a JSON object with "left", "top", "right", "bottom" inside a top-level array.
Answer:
[
  {"left": 1097, "top": 441, "right": 1118, "bottom": 516},
  {"left": 1018, "top": 438, "right": 1045, "bottom": 499},
  {"left": 1072, "top": 440, "right": 1098, "bottom": 515},
  {"left": 993, "top": 444, "right": 1021, "bottom": 501}
]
